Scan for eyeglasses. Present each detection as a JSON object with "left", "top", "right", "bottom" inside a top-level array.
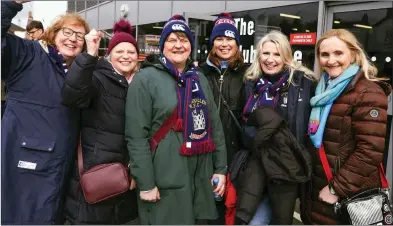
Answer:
[
  {"left": 26, "top": 29, "right": 42, "bottom": 36},
  {"left": 166, "top": 37, "right": 190, "bottom": 46},
  {"left": 61, "top": 27, "right": 85, "bottom": 42}
]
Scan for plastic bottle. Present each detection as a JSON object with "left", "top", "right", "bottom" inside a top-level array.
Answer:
[{"left": 213, "top": 177, "right": 223, "bottom": 201}]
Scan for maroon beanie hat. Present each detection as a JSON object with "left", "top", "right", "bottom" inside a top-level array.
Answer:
[{"left": 107, "top": 19, "right": 139, "bottom": 55}]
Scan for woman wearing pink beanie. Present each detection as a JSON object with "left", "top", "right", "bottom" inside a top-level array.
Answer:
[{"left": 61, "top": 19, "right": 139, "bottom": 224}]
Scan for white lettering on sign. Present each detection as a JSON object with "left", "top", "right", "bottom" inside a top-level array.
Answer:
[
  {"left": 234, "top": 18, "right": 255, "bottom": 35},
  {"left": 294, "top": 50, "right": 302, "bottom": 63},
  {"left": 239, "top": 45, "right": 256, "bottom": 64}
]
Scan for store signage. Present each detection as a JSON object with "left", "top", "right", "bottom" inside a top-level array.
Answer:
[
  {"left": 289, "top": 32, "right": 316, "bottom": 45},
  {"left": 234, "top": 17, "right": 256, "bottom": 64}
]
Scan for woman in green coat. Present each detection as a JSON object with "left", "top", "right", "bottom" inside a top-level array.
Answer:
[{"left": 125, "top": 15, "right": 227, "bottom": 225}]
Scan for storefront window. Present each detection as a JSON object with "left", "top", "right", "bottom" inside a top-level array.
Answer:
[
  {"left": 332, "top": 8, "right": 392, "bottom": 83},
  {"left": 230, "top": 2, "right": 319, "bottom": 68},
  {"left": 137, "top": 22, "right": 166, "bottom": 60},
  {"left": 332, "top": 7, "right": 393, "bottom": 167}
]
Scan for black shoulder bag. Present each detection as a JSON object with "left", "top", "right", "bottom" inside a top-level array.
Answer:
[{"left": 211, "top": 78, "right": 251, "bottom": 186}]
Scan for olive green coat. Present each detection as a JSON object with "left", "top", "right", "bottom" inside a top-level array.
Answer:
[{"left": 125, "top": 55, "right": 227, "bottom": 225}]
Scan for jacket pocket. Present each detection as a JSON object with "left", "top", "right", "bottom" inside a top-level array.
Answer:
[{"left": 18, "top": 136, "right": 56, "bottom": 172}]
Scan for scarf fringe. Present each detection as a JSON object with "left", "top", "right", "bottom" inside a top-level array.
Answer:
[
  {"left": 179, "top": 139, "right": 216, "bottom": 156},
  {"left": 173, "top": 118, "right": 183, "bottom": 132}
]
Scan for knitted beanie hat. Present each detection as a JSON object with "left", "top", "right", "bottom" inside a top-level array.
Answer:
[
  {"left": 159, "top": 14, "right": 194, "bottom": 52},
  {"left": 209, "top": 12, "right": 240, "bottom": 47},
  {"left": 107, "top": 19, "right": 139, "bottom": 55}
]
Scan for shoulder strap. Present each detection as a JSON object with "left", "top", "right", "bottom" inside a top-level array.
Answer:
[
  {"left": 211, "top": 78, "right": 244, "bottom": 132},
  {"left": 77, "top": 137, "right": 84, "bottom": 176},
  {"left": 149, "top": 107, "right": 178, "bottom": 152},
  {"left": 319, "top": 144, "right": 389, "bottom": 188},
  {"left": 319, "top": 144, "right": 333, "bottom": 182}
]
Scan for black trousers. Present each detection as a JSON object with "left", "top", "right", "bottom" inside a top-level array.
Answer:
[
  {"left": 207, "top": 200, "right": 226, "bottom": 225},
  {"left": 267, "top": 180, "right": 298, "bottom": 225}
]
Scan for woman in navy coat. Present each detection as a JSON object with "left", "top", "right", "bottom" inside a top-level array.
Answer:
[{"left": 1, "top": 1, "right": 89, "bottom": 224}]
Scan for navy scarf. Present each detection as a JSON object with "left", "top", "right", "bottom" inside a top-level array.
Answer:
[
  {"left": 160, "top": 55, "right": 216, "bottom": 156},
  {"left": 243, "top": 69, "right": 290, "bottom": 121},
  {"left": 48, "top": 46, "right": 68, "bottom": 73}
]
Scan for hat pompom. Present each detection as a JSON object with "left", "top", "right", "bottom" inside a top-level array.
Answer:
[
  {"left": 219, "top": 12, "right": 232, "bottom": 18},
  {"left": 113, "top": 19, "right": 133, "bottom": 34},
  {"left": 171, "top": 14, "right": 186, "bottom": 21}
]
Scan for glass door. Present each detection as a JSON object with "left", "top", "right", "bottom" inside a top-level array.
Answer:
[
  {"left": 184, "top": 12, "right": 216, "bottom": 66},
  {"left": 326, "top": 2, "right": 392, "bottom": 179}
]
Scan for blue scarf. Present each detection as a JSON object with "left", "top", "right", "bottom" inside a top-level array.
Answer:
[
  {"left": 309, "top": 64, "right": 360, "bottom": 148},
  {"left": 160, "top": 55, "right": 216, "bottom": 156},
  {"left": 242, "top": 70, "right": 290, "bottom": 122}
]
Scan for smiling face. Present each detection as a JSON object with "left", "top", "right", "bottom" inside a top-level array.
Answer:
[
  {"left": 54, "top": 23, "right": 86, "bottom": 60},
  {"left": 318, "top": 36, "right": 354, "bottom": 78},
  {"left": 163, "top": 32, "right": 191, "bottom": 71},
  {"left": 109, "top": 42, "right": 138, "bottom": 77},
  {"left": 259, "top": 41, "right": 284, "bottom": 75},
  {"left": 213, "top": 36, "right": 237, "bottom": 60}
]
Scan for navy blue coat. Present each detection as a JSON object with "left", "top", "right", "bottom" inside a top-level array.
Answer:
[{"left": 1, "top": 2, "right": 80, "bottom": 224}]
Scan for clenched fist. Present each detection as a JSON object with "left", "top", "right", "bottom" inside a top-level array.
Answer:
[
  {"left": 85, "top": 29, "right": 102, "bottom": 57},
  {"left": 13, "top": 0, "right": 31, "bottom": 4}
]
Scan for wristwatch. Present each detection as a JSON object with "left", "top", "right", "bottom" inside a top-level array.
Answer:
[{"left": 329, "top": 183, "right": 336, "bottom": 195}]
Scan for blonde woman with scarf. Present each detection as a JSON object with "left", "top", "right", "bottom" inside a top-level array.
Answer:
[{"left": 303, "top": 29, "right": 391, "bottom": 225}]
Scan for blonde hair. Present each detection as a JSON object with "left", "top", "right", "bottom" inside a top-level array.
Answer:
[
  {"left": 316, "top": 29, "right": 387, "bottom": 81},
  {"left": 41, "top": 13, "right": 90, "bottom": 49},
  {"left": 244, "top": 30, "right": 316, "bottom": 83}
]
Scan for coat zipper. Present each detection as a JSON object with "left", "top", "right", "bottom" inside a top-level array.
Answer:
[{"left": 217, "top": 68, "right": 229, "bottom": 112}]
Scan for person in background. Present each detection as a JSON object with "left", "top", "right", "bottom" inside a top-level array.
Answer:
[
  {"left": 235, "top": 30, "right": 316, "bottom": 225},
  {"left": 303, "top": 29, "right": 391, "bottom": 225},
  {"left": 1, "top": 0, "right": 89, "bottom": 224},
  {"left": 61, "top": 19, "right": 139, "bottom": 224},
  {"left": 25, "top": 20, "right": 44, "bottom": 40},
  {"left": 198, "top": 12, "right": 245, "bottom": 225},
  {"left": 124, "top": 14, "right": 227, "bottom": 225}
]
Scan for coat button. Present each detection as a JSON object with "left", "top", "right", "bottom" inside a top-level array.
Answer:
[
  {"left": 22, "top": 142, "right": 26, "bottom": 146},
  {"left": 232, "top": 142, "right": 234, "bottom": 145},
  {"left": 48, "top": 148, "right": 52, "bottom": 151}
]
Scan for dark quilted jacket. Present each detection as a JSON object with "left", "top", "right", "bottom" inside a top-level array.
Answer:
[
  {"left": 61, "top": 53, "right": 138, "bottom": 224},
  {"left": 302, "top": 70, "right": 392, "bottom": 225}
]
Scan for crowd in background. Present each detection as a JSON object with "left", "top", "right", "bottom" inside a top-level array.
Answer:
[{"left": 1, "top": 0, "right": 392, "bottom": 225}]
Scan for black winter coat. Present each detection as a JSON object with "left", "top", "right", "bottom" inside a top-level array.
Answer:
[
  {"left": 61, "top": 53, "right": 138, "bottom": 224},
  {"left": 236, "top": 107, "right": 312, "bottom": 222},
  {"left": 236, "top": 71, "right": 315, "bottom": 222},
  {"left": 198, "top": 62, "right": 246, "bottom": 166}
]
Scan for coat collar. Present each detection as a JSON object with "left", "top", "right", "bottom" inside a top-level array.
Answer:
[
  {"left": 96, "top": 58, "right": 129, "bottom": 88},
  {"left": 342, "top": 68, "right": 363, "bottom": 94}
]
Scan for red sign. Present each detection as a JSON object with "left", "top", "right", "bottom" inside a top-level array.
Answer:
[{"left": 289, "top": 32, "right": 316, "bottom": 45}]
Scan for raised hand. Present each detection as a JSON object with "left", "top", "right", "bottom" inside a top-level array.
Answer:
[
  {"left": 85, "top": 29, "right": 102, "bottom": 57},
  {"left": 13, "top": 0, "right": 31, "bottom": 4}
]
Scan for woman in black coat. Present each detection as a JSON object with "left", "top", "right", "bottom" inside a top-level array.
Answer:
[
  {"left": 235, "top": 30, "right": 316, "bottom": 225},
  {"left": 61, "top": 20, "right": 139, "bottom": 224},
  {"left": 198, "top": 13, "right": 246, "bottom": 224}
]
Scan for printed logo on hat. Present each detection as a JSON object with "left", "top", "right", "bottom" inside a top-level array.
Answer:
[
  {"left": 172, "top": 24, "right": 185, "bottom": 31},
  {"left": 224, "top": 30, "right": 235, "bottom": 38},
  {"left": 215, "top": 18, "right": 235, "bottom": 25}
]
